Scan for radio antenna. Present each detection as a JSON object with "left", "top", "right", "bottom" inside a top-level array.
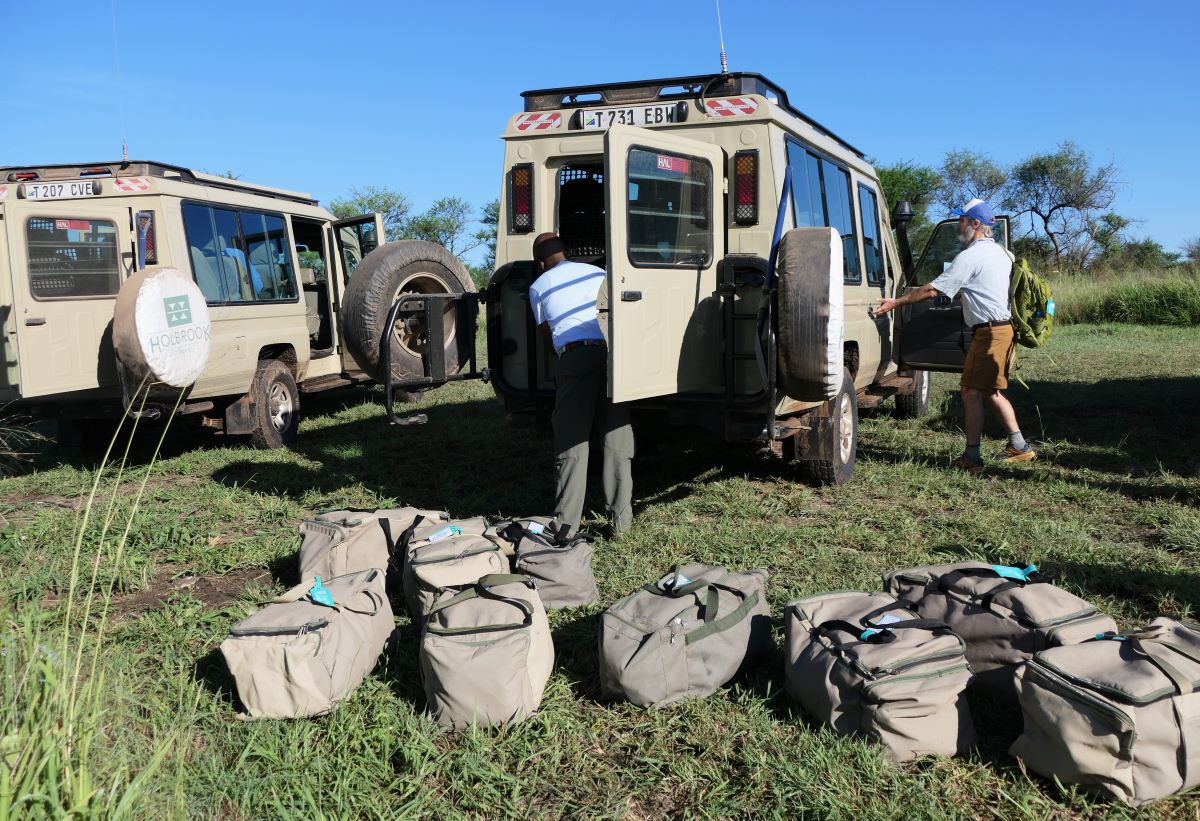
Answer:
[
  {"left": 715, "top": 0, "right": 729, "bottom": 74},
  {"left": 110, "top": 0, "right": 128, "bottom": 162}
]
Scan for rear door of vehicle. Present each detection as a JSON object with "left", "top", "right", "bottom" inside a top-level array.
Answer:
[
  {"left": 604, "top": 124, "right": 725, "bottom": 402},
  {"left": 8, "top": 201, "right": 133, "bottom": 397},
  {"left": 896, "top": 216, "right": 1010, "bottom": 372},
  {"left": 333, "top": 212, "right": 384, "bottom": 372}
]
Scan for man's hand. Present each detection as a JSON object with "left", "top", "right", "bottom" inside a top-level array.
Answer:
[
  {"left": 876, "top": 296, "right": 903, "bottom": 315},
  {"left": 877, "top": 284, "right": 941, "bottom": 316}
]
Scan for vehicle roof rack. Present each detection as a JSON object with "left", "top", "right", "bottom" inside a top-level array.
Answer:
[
  {"left": 521, "top": 72, "right": 864, "bottom": 159},
  {"left": 0, "top": 161, "right": 317, "bottom": 205}
]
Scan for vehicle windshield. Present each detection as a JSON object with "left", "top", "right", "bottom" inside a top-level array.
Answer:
[{"left": 911, "top": 218, "right": 1009, "bottom": 285}]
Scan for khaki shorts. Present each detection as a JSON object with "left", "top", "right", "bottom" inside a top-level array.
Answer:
[{"left": 961, "top": 323, "right": 1015, "bottom": 391}]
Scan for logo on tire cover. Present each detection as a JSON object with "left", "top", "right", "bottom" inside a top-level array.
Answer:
[{"left": 164, "top": 295, "right": 192, "bottom": 327}]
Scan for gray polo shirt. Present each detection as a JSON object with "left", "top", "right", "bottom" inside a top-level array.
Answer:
[{"left": 929, "top": 238, "right": 1014, "bottom": 327}]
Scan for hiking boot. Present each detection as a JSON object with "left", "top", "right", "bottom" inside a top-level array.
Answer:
[
  {"left": 951, "top": 455, "right": 985, "bottom": 474},
  {"left": 997, "top": 445, "right": 1037, "bottom": 463}
]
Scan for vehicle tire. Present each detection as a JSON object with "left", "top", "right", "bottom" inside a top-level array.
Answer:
[
  {"left": 340, "top": 240, "right": 474, "bottom": 383},
  {"left": 801, "top": 368, "right": 857, "bottom": 486},
  {"left": 775, "top": 227, "right": 845, "bottom": 402},
  {"left": 894, "top": 370, "right": 931, "bottom": 419},
  {"left": 248, "top": 359, "right": 300, "bottom": 449}
]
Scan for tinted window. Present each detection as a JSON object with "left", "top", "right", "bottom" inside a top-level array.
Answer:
[
  {"left": 626, "top": 147, "right": 712, "bottom": 267},
  {"left": 858, "top": 184, "right": 885, "bottom": 287},
  {"left": 787, "top": 141, "right": 824, "bottom": 228},
  {"left": 183, "top": 203, "right": 296, "bottom": 303},
  {"left": 242, "top": 212, "right": 296, "bottom": 300},
  {"left": 912, "top": 219, "right": 1011, "bottom": 285},
  {"left": 822, "top": 160, "right": 860, "bottom": 284},
  {"left": 785, "top": 140, "right": 861, "bottom": 282},
  {"left": 26, "top": 217, "right": 120, "bottom": 299}
]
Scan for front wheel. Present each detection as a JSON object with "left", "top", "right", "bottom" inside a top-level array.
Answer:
[
  {"left": 894, "top": 370, "right": 931, "bottom": 419},
  {"left": 248, "top": 359, "right": 300, "bottom": 449},
  {"left": 801, "top": 368, "right": 858, "bottom": 486}
]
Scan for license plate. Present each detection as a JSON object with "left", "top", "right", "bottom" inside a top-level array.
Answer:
[
  {"left": 579, "top": 103, "right": 679, "bottom": 130},
  {"left": 22, "top": 180, "right": 98, "bottom": 200}
]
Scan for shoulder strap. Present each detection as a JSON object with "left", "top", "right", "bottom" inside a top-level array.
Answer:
[{"left": 424, "top": 575, "right": 536, "bottom": 635}]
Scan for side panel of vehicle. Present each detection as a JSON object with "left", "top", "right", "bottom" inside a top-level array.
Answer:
[{"left": 0, "top": 206, "right": 17, "bottom": 400}]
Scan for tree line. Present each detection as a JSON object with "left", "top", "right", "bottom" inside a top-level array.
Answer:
[{"left": 875, "top": 142, "right": 1198, "bottom": 275}]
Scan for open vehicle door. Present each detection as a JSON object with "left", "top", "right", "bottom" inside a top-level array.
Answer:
[
  {"left": 896, "top": 216, "right": 1009, "bottom": 372},
  {"left": 334, "top": 213, "right": 384, "bottom": 282},
  {"left": 603, "top": 124, "right": 725, "bottom": 402}
]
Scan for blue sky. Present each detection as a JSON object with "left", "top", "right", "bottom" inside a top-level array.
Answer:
[{"left": 4, "top": 0, "right": 1196, "bottom": 264}]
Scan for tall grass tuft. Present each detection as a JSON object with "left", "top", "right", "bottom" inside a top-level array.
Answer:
[
  {"left": 1052, "top": 269, "right": 1200, "bottom": 326},
  {"left": 0, "top": 410, "right": 46, "bottom": 475},
  {"left": 1, "top": 386, "right": 187, "bottom": 818}
]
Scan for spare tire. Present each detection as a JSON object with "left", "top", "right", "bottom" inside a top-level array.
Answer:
[
  {"left": 775, "top": 227, "right": 844, "bottom": 402},
  {"left": 113, "top": 266, "right": 213, "bottom": 392},
  {"left": 340, "top": 240, "right": 474, "bottom": 382}
]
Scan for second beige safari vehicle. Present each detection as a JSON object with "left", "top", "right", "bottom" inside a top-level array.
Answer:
[{"left": 0, "top": 161, "right": 472, "bottom": 447}]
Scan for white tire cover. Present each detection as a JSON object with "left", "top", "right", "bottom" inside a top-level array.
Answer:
[
  {"left": 775, "top": 227, "right": 845, "bottom": 402},
  {"left": 113, "top": 266, "right": 212, "bottom": 388}
]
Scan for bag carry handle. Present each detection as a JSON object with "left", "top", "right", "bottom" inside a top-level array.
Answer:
[
  {"left": 424, "top": 574, "right": 536, "bottom": 636},
  {"left": 645, "top": 565, "right": 718, "bottom": 597},
  {"left": 937, "top": 563, "right": 1040, "bottom": 592},
  {"left": 502, "top": 519, "right": 581, "bottom": 548},
  {"left": 816, "top": 617, "right": 952, "bottom": 644},
  {"left": 271, "top": 571, "right": 386, "bottom": 615},
  {"left": 687, "top": 587, "right": 759, "bottom": 645},
  {"left": 1094, "top": 626, "right": 1200, "bottom": 695}
]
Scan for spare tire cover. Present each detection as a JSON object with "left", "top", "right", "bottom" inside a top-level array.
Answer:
[
  {"left": 775, "top": 227, "right": 845, "bottom": 402},
  {"left": 113, "top": 266, "right": 213, "bottom": 388}
]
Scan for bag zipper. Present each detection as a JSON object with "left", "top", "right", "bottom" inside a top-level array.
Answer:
[
  {"left": 1034, "top": 655, "right": 1179, "bottom": 706},
  {"left": 229, "top": 617, "right": 329, "bottom": 637},
  {"left": 409, "top": 544, "right": 502, "bottom": 566},
  {"left": 861, "top": 662, "right": 972, "bottom": 695},
  {"left": 1044, "top": 611, "right": 1111, "bottom": 643},
  {"left": 1027, "top": 659, "right": 1138, "bottom": 753}
]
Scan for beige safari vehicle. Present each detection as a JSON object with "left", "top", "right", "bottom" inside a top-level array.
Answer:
[
  {"left": 0, "top": 161, "right": 472, "bottom": 447},
  {"left": 473, "top": 73, "right": 1010, "bottom": 483}
]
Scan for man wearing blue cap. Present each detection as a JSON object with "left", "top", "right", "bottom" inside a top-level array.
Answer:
[{"left": 876, "top": 199, "right": 1036, "bottom": 473}]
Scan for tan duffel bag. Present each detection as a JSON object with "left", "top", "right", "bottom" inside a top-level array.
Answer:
[
  {"left": 403, "top": 532, "right": 508, "bottom": 621},
  {"left": 784, "top": 591, "right": 976, "bottom": 762},
  {"left": 599, "top": 564, "right": 772, "bottom": 708},
  {"left": 220, "top": 568, "right": 393, "bottom": 719},
  {"left": 420, "top": 573, "right": 554, "bottom": 729},
  {"left": 399, "top": 515, "right": 491, "bottom": 561},
  {"left": 491, "top": 518, "right": 599, "bottom": 608},
  {"left": 1010, "top": 618, "right": 1200, "bottom": 806},
  {"left": 883, "top": 561, "right": 1117, "bottom": 696},
  {"left": 298, "top": 507, "right": 448, "bottom": 585}
]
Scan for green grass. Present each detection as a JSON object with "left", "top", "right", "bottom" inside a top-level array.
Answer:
[
  {"left": 1052, "top": 269, "right": 1200, "bottom": 326},
  {"left": 2, "top": 323, "right": 1199, "bottom": 818}
]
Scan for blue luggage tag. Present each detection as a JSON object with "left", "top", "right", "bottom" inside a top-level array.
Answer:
[
  {"left": 527, "top": 522, "right": 546, "bottom": 535},
  {"left": 308, "top": 576, "right": 335, "bottom": 608},
  {"left": 991, "top": 563, "right": 1037, "bottom": 582},
  {"left": 426, "top": 525, "right": 462, "bottom": 543}
]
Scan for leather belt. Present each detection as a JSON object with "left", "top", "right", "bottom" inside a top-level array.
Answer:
[
  {"left": 557, "top": 339, "right": 606, "bottom": 355},
  {"left": 971, "top": 318, "right": 1013, "bottom": 331}
]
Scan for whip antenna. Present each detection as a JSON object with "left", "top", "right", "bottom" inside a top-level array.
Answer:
[
  {"left": 110, "top": 0, "right": 128, "bottom": 161},
  {"left": 716, "top": 0, "right": 728, "bottom": 74}
]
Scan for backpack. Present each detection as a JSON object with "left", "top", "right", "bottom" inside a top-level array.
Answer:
[
  {"left": 494, "top": 517, "right": 600, "bottom": 608},
  {"left": 1009, "top": 257, "right": 1055, "bottom": 348},
  {"left": 784, "top": 591, "right": 976, "bottom": 762},
  {"left": 883, "top": 561, "right": 1117, "bottom": 697},
  {"left": 598, "top": 564, "right": 772, "bottom": 707},
  {"left": 1010, "top": 618, "right": 1200, "bottom": 806}
]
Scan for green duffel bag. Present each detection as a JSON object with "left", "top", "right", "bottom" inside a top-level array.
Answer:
[
  {"left": 403, "top": 532, "right": 508, "bottom": 622},
  {"left": 220, "top": 568, "right": 393, "bottom": 719},
  {"left": 883, "top": 561, "right": 1117, "bottom": 696},
  {"left": 492, "top": 518, "right": 599, "bottom": 608},
  {"left": 599, "top": 564, "right": 772, "bottom": 708},
  {"left": 298, "top": 507, "right": 449, "bottom": 587},
  {"left": 420, "top": 573, "right": 555, "bottom": 729},
  {"left": 784, "top": 591, "right": 976, "bottom": 763},
  {"left": 1010, "top": 618, "right": 1200, "bottom": 806}
]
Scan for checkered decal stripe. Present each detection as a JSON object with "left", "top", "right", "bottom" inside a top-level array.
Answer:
[
  {"left": 705, "top": 97, "right": 760, "bottom": 118},
  {"left": 515, "top": 112, "right": 562, "bottom": 131}
]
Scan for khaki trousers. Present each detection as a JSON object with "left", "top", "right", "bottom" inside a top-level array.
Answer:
[{"left": 552, "top": 345, "right": 635, "bottom": 534}]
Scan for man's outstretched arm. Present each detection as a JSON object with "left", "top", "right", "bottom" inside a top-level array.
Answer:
[{"left": 876, "top": 283, "right": 941, "bottom": 315}]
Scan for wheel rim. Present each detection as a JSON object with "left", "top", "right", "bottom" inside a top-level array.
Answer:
[
  {"left": 838, "top": 392, "right": 854, "bottom": 463},
  {"left": 269, "top": 381, "right": 294, "bottom": 432},
  {"left": 391, "top": 271, "right": 457, "bottom": 358}
]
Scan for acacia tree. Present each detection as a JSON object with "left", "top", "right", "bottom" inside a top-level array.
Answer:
[
  {"left": 329, "top": 185, "right": 411, "bottom": 242},
  {"left": 407, "top": 197, "right": 485, "bottom": 257},
  {"left": 873, "top": 159, "right": 941, "bottom": 249},
  {"left": 1005, "top": 141, "right": 1119, "bottom": 270},
  {"left": 936, "top": 150, "right": 1008, "bottom": 214}
]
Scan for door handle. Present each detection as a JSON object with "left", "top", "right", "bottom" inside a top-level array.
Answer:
[
  {"left": 24, "top": 318, "right": 46, "bottom": 326},
  {"left": 621, "top": 291, "right": 642, "bottom": 302}
]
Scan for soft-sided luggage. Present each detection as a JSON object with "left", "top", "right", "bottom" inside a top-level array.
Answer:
[
  {"left": 1010, "top": 618, "right": 1200, "bottom": 806},
  {"left": 399, "top": 515, "right": 491, "bottom": 564},
  {"left": 883, "top": 561, "right": 1117, "bottom": 695},
  {"left": 420, "top": 573, "right": 554, "bottom": 729},
  {"left": 403, "top": 532, "right": 508, "bottom": 621},
  {"left": 298, "top": 507, "right": 448, "bottom": 585},
  {"left": 599, "top": 564, "right": 772, "bottom": 708},
  {"left": 783, "top": 591, "right": 976, "bottom": 762},
  {"left": 485, "top": 516, "right": 559, "bottom": 558},
  {"left": 220, "top": 568, "right": 393, "bottom": 719},
  {"left": 492, "top": 517, "right": 599, "bottom": 608}
]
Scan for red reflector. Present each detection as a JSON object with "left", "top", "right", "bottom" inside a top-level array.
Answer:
[
  {"left": 509, "top": 164, "right": 533, "bottom": 233},
  {"left": 79, "top": 167, "right": 112, "bottom": 178},
  {"left": 733, "top": 150, "right": 758, "bottom": 225},
  {"left": 13, "top": 172, "right": 38, "bottom": 181}
]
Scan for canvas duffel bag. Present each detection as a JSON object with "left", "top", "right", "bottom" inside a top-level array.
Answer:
[
  {"left": 403, "top": 532, "right": 508, "bottom": 621},
  {"left": 420, "top": 573, "right": 554, "bottom": 729},
  {"left": 492, "top": 518, "right": 599, "bottom": 608},
  {"left": 220, "top": 568, "right": 393, "bottom": 719},
  {"left": 485, "top": 516, "right": 560, "bottom": 558},
  {"left": 298, "top": 507, "right": 448, "bottom": 585},
  {"left": 1010, "top": 618, "right": 1200, "bottom": 806},
  {"left": 399, "top": 515, "right": 492, "bottom": 563},
  {"left": 783, "top": 590, "right": 976, "bottom": 762},
  {"left": 883, "top": 561, "right": 1117, "bottom": 695},
  {"left": 599, "top": 564, "right": 772, "bottom": 708}
]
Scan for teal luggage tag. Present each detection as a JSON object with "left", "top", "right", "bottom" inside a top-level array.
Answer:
[
  {"left": 990, "top": 563, "right": 1038, "bottom": 582},
  {"left": 527, "top": 522, "right": 546, "bottom": 535},
  {"left": 308, "top": 576, "right": 336, "bottom": 608},
  {"left": 427, "top": 525, "right": 462, "bottom": 543}
]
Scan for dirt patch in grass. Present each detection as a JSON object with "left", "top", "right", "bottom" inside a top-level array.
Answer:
[{"left": 105, "top": 564, "right": 271, "bottom": 623}]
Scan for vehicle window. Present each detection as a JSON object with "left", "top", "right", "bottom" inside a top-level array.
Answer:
[
  {"left": 912, "top": 219, "right": 1011, "bottom": 286},
  {"left": 787, "top": 141, "right": 824, "bottom": 228},
  {"left": 785, "top": 140, "right": 861, "bottom": 283},
  {"left": 338, "top": 220, "right": 380, "bottom": 280},
  {"left": 183, "top": 202, "right": 297, "bottom": 303},
  {"left": 25, "top": 217, "right": 120, "bottom": 299},
  {"left": 626, "top": 147, "right": 712, "bottom": 268},
  {"left": 858, "top": 184, "right": 885, "bottom": 287},
  {"left": 822, "top": 160, "right": 860, "bottom": 284}
]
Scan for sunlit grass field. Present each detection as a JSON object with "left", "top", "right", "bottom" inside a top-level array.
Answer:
[{"left": 2, "top": 322, "right": 1198, "bottom": 819}]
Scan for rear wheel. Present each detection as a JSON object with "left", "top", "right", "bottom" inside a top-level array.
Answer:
[
  {"left": 801, "top": 368, "right": 858, "bottom": 486},
  {"left": 894, "top": 370, "right": 931, "bottom": 418},
  {"left": 248, "top": 359, "right": 299, "bottom": 449}
]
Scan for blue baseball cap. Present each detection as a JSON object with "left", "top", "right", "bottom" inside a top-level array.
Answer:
[{"left": 950, "top": 198, "right": 995, "bottom": 226}]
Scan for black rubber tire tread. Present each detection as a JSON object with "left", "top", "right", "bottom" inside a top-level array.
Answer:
[
  {"left": 894, "top": 370, "right": 931, "bottom": 419},
  {"left": 801, "top": 368, "right": 857, "bottom": 486},
  {"left": 248, "top": 359, "right": 300, "bottom": 449},
  {"left": 776, "top": 228, "right": 844, "bottom": 402},
  {"left": 340, "top": 240, "right": 474, "bottom": 382}
]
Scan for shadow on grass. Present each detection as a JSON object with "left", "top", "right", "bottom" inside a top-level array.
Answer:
[{"left": 193, "top": 646, "right": 242, "bottom": 711}]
